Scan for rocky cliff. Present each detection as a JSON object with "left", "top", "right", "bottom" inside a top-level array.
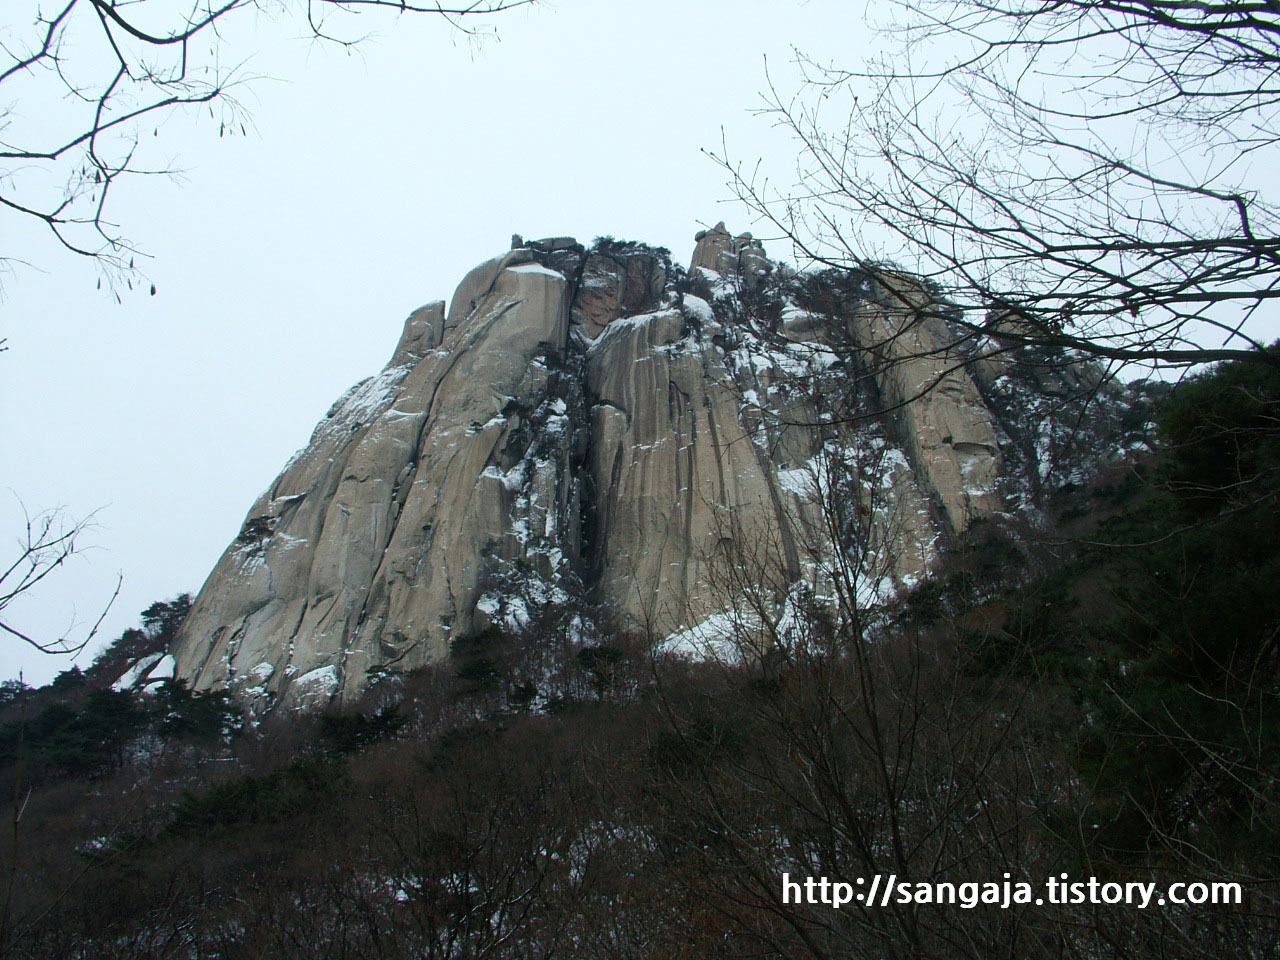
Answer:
[{"left": 171, "top": 224, "right": 1138, "bottom": 709}]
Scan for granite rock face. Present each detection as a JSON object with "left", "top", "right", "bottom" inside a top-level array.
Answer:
[
  {"left": 690, "top": 221, "right": 772, "bottom": 290},
  {"left": 852, "top": 272, "right": 1003, "bottom": 535},
  {"left": 171, "top": 228, "right": 1131, "bottom": 709}
]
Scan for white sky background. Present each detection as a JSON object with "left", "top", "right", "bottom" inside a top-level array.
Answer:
[{"left": 1, "top": 0, "right": 862, "bottom": 685}]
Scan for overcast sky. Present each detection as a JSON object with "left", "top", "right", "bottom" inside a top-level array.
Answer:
[{"left": 2, "top": 0, "right": 864, "bottom": 685}]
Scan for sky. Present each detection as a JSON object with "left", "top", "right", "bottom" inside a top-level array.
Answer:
[{"left": 1, "top": 0, "right": 861, "bottom": 685}]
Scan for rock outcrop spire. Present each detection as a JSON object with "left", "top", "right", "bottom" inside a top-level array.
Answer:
[
  {"left": 690, "top": 221, "right": 772, "bottom": 289},
  {"left": 171, "top": 226, "right": 1130, "bottom": 709}
]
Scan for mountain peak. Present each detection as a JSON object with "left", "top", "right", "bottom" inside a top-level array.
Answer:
[{"left": 170, "top": 225, "right": 1134, "bottom": 710}]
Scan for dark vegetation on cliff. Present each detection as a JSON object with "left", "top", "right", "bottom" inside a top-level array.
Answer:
[{"left": 0, "top": 353, "right": 1275, "bottom": 958}]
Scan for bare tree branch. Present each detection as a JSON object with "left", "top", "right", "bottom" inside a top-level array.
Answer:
[
  {"left": 724, "top": 0, "right": 1280, "bottom": 375},
  {"left": 0, "top": 0, "right": 536, "bottom": 292},
  {"left": 0, "top": 500, "right": 120, "bottom": 655}
]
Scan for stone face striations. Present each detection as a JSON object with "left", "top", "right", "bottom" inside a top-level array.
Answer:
[
  {"left": 171, "top": 228, "right": 1123, "bottom": 709},
  {"left": 852, "top": 272, "right": 1003, "bottom": 536}
]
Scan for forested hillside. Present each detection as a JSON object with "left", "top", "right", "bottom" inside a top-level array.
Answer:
[{"left": 0, "top": 352, "right": 1275, "bottom": 959}]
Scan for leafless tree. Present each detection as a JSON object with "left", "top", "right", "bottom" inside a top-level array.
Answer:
[
  {"left": 640, "top": 342, "right": 1280, "bottom": 957},
  {"left": 725, "top": 0, "right": 1280, "bottom": 376},
  {"left": 644, "top": 424, "right": 1051, "bottom": 957},
  {"left": 0, "top": 502, "right": 118, "bottom": 654},
  {"left": 0, "top": 0, "right": 534, "bottom": 291}
]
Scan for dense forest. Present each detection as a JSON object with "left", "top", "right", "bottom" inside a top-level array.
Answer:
[{"left": 0, "top": 350, "right": 1276, "bottom": 959}]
